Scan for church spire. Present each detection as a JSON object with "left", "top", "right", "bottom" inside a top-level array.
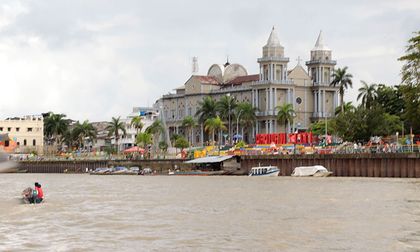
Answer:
[
  {"left": 266, "top": 26, "right": 281, "bottom": 47},
  {"left": 312, "top": 30, "right": 330, "bottom": 51}
]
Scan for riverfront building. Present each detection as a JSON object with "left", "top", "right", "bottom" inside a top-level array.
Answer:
[
  {"left": 156, "top": 27, "right": 340, "bottom": 145},
  {"left": 0, "top": 115, "right": 44, "bottom": 153}
]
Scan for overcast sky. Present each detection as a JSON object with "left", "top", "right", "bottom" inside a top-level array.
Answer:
[{"left": 0, "top": 0, "right": 419, "bottom": 121}]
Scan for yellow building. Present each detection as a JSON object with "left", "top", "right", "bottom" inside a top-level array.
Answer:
[{"left": 0, "top": 115, "right": 44, "bottom": 153}]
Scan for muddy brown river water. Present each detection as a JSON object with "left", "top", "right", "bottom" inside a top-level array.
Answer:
[{"left": 1, "top": 174, "right": 420, "bottom": 251}]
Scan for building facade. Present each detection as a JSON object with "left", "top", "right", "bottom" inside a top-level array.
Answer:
[
  {"left": 0, "top": 115, "right": 44, "bottom": 153},
  {"left": 157, "top": 27, "right": 339, "bottom": 145}
]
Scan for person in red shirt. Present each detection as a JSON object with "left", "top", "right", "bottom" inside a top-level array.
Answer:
[{"left": 34, "top": 182, "right": 43, "bottom": 204}]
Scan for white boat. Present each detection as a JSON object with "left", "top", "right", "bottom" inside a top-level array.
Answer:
[
  {"left": 249, "top": 165, "right": 280, "bottom": 177},
  {"left": 291, "top": 165, "right": 333, "bottom": 177}
]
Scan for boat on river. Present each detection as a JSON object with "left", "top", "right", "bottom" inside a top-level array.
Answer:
[
  {"left": 291, "top": 165, "right": 333, "bottom": 177},
  {"left": 248, "top": 165, "right": 280, "bottom": 177},
  {"left": 168, "top": 170, "right": 226, "bottom": 176}
]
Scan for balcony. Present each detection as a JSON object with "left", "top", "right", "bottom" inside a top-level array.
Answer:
[
  {"left": 257, "top": 56, "right": 289, "bottom": 63},
  {"left": 253, "top": 79, "right": 294, "bottom": 85},
  {"left": 305, "top": 59, "right": 337, "bottom": 65}
]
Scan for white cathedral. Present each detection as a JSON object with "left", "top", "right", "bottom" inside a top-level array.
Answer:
[{"left": 157, "top": 27, "right": 340, "bottom": 145}]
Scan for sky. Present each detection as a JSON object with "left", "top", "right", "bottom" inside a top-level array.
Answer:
[{"left": 0, "top": 0, "right": 419, "bottom": 122}]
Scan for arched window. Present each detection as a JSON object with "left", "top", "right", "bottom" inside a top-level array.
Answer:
[
  {"left": 33, "top": 139, "right": 36, "bottom": 146},
  {"left": 24, "top": 139, "right": 27, "bottom": 146}
]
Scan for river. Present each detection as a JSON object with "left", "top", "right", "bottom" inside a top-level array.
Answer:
[{"left": 1, "top": 174, "right": 420, "bottom": 251}]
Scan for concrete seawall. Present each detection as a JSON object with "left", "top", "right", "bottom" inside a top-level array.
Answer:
[{"left": 18, "top": 153, "right": 420, "bottom": 177}]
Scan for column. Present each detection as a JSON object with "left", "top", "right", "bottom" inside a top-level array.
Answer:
[
  {"left": 252, "top": 89, "right": 255, "bottom": 107},
  {"left": 265, "top": 120, "right": 268, "bottom": 133},
  {"left": 274, "top": 120, "right": 277, "bottom": 133},
  {"left": 313, "top": 91, "right": 317, "bottom": 117},
  {"left": 265, "top": 88, "right": 269, "bottom": 113},
  {"left": 274, "top": 88, "right": 277, "bottom": 110},
  {"left": 269, "top": 87, "right": 272, "bottom": 112}
]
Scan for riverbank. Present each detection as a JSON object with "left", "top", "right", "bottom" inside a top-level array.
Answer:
[{"left": 16, "top": 153, "right": 420, "bottom": 178}]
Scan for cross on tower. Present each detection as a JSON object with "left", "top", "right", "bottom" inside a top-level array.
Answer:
[{"left": 296, "top": 56, "right": 302, "bottom": 65}]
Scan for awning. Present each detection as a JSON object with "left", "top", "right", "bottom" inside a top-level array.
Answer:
[{"left": 184, "top": 155, "right": 234, "bottom": 164}]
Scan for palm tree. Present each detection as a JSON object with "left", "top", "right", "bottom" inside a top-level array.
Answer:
[
  {"left": 335, "top": 102, "right": 355, "bottom": 115},
  {"left": 330, "top": 66, "right": 353, "bottom": 113},
  {"left": 357, "top": 81, "right": 378, "bottom": 109},
  {"left": 106, "top": 117, "right": 126, "bottom": 153},
  {"left": 136, "top": 132, "right": 152, "bottom": 159},
  {"left": 130, "top": 116, "right": 144, "bottom": 137},
  {"left": 72, "top": 120, "right": 96, "bottom": 149},
  {"left": 195, "top": 96, "right": 218, "bottom": 123},
  {"left": 276, "top": 103, "right": 296, "bottom": 133},
  {"left": 235, "top": 102, "right": 258, "bottom": 142},
  {"left": 44, "top": 113, "right": 69, "bottom": 147},
  {"left": 204, "top": 116, "right": 227, "bottom": 146},
  {"left": 216, "top": 94, "right": 237, "bottom": 142},
  {"left": 182, "top": 116, "right": 197, "bottom": 145}
]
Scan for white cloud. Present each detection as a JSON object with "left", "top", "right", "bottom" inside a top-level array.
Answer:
[{"left": 0, "top": 0, "right": 418, "bottom": 121}]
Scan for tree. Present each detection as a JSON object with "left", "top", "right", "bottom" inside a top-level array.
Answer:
[
  {"left": 182, "top": 116, "right": 197, "bottom": 144},
  {"left": 335, "top": 102, "right": 355, "bottom": 116},
  {"left": 195, "top": 96, "right": 218, "bottom": 123},
  {"left": 330, "top": 66, "right": 353, "bottom": 113},
  {"left": 130, "top": 116, "right": 144, "bottom": 137},
  {"left": 357, "top": 81, "right": 378, "bottom": 109},
  {"left": 72, "top": 120, "right": 96, "bottom": 149},
  {"left": 174, "top": 136, "right": 189, "bottom": 152},
  {"left": 136, "top": 132, "right": 152, "bottom": 148},
  {"left": 204, "top": 116, "right": 226, "bottom": 145},
  {"left": 235, "top": 102, "right": 258, "bottom": 142},
  {"left": 216, "top": 94, "right": 237, "bottom": 142},
  {"left": 398, "top": 31, "right": 420, "bottom": 133},
  {"left": 44, "top": 113, "right": 69, "bottom": 147},
  {"left": 158, "top": 141, "right": 168, "bottom": 158},
  {"left": 106, "top": 117, "right": 126, "bottom": 153},
  {"left": 276, "top": 103, "right": 295, "bottom": 133},
  {"left": 375, "top": 84, "right": 405, "bottom": 116}
]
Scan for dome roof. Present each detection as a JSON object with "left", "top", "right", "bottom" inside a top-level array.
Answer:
[
  {"left": 207, "top": 64, "right": 225, "bottom": 83},
  {"left": 223, "top": 64, "right": 248, "bottom": 83}
]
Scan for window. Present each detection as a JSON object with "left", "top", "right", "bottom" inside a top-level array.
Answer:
[
  {"left": 16, "top": 127, "right": 20, "bottom": 132},
  {"left": 33, "top": 139, "right": 36, "bottom": 146},
  {"left": 0, "top": 127, "right": 2, "bottom": 131},
  {"left": 24, "top": 139, "right": 27, "bottom": 146},
  {"left": 7, "top": 127, "right": 11, "bottom": 132},
  {"left": 5, "top": 140, "right": 9, "bottom": 147},
  {"left": 188, "top": 107, "right": 192, "bottom": 116},
  {"left": 27, "top": 128, "right": 33, "bottom": 132}
]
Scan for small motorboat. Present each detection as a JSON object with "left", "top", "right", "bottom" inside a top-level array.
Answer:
[
  {"left": 291, "top": 165, "right": 333, "bottom": 177},
  {"left": 89, "top": 167, "right": 112, "bottom": 175},
  {"left": 248, "top": 165, "right": 280, "bottom": 177}
]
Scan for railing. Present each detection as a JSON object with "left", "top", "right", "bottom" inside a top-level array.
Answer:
[
  {"left": 257, "top": 56, "right": 289, "bottom": 62},
  {"left": 305, "top": 60, "right": 337, "bottom": 65},
  {"left": 254, "top": 79, "right": 294, "bottom": 85}
]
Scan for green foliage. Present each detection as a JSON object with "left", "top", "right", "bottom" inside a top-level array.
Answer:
[
  {"left": 182, "top": 116, "right": 197, "bottom": 143},
  {"left": 43, "top": 113, "right": 69, "bottom": 145},
  {"left": 375, "top": 84, "right": 405, "bottom": 115},
  {"left": 195, "top": 96, "right": 217, "bottom": 123},
  {"left": 216, "top": 94, "right": 237, "bottom": 122},
  {"left": 398, "top": 31, "right": 420, "bottom": 133},
  {"left": 235, "top": 140, "right": 246, "bottom": 148},
  {"left": 276, "top": 103, "right": 295, "bottom": 133},
  {"left": 158, "top": 141, "right": 168, "bottom": 152},
  {"left": 130, "top": 116, "right": 144, "bottom": 134},
  {"left": 72, "top": 120, "right": 96, "bottom": 148},
  {"left": 236, "top": 102, "right": 258, "bottom": 129},
  {"left": 174, "top": 136, "right": 189, "bottom": 150},
  {"left": 136, "top": 132, "right": 152, "bottom": 148},
  {"left": 204, "top": 116, "right": 226, "bottom": 142},
  {"left": 309, "top": 120, "right": 336, "bottom": 136},
  {"left": 330, "top": 66, "right": 353, "bottom": 113},
  {"left": 357, "top": 81, "right": 377, "bottom": 109}
]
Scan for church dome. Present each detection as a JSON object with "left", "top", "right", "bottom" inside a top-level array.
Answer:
[
  {"left": 223, "top": 64, "right": 248, "bottom": 83},
  {"left": 207, "top": 64, "right": 225, "bottom": 83}
]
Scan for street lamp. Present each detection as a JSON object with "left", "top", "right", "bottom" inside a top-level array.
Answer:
[
  {"left": 227, "top": 93, "right": 231, "bottom": 145},
  {"left": 236, "top": 110, "right": 244, "bottom": 143}
]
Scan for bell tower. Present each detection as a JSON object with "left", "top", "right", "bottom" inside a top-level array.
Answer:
[{"left": 306, "top": 31, "right": 338, "bottom": 120}]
